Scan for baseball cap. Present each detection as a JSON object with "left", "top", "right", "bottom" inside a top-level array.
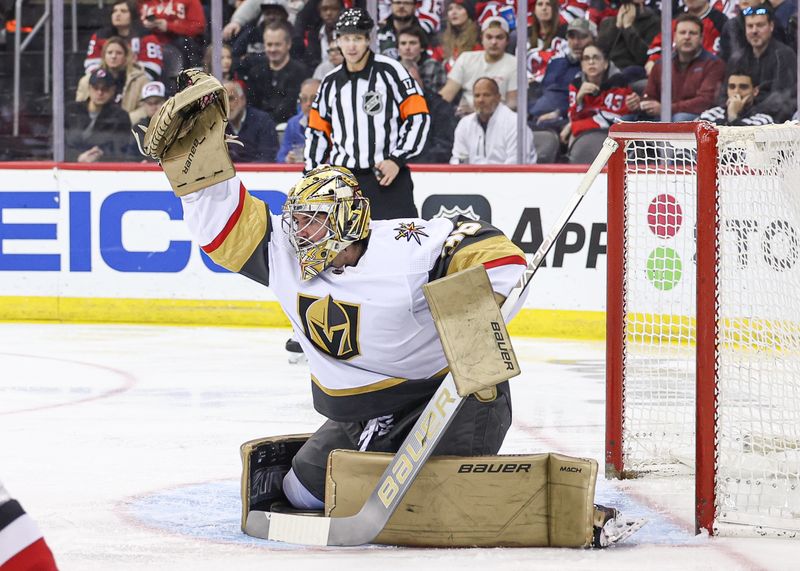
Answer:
[
  {"left": 89, "top": 68, "right": 116, "bottom": 89},
  {"left": 140, "top": 81, "right": 166, "bottom": 101},
  {"left": 260, "top": 0, "right": 289, "bottom": 14},
  {"left": 566, "top": 18, "right": 597, "bottom": 38},
  {"left": 481, "top": 16, "right": 510, "bottom": 35}
]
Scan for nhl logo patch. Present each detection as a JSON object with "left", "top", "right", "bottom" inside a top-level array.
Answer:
[{"left": 362, "top": 91, "right": 384, "bottom": 116}]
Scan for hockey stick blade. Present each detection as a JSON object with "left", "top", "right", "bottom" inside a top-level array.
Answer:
[{"left": 244, "top": 137, "right": 620, "bottom": 546}]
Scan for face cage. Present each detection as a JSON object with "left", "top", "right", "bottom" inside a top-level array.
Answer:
[{"left": 281, "top": 202, "right": 336, "bottom": 259}]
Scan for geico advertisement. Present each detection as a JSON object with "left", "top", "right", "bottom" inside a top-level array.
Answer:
[{"left": 0, "top": 168, "right": 609, "bottom": 310}]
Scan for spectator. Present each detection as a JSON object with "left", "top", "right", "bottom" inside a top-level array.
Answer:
[
  {"left": 224, "top": 0, "right": 304, "bottom": 42},
  {"left": 527, "top": 0, "right": 569, "bottom": 85},
  {"left": 629, "top": 13, "right": 725, "bottom": 121},
  {"left": 297, "top": 0, "right": 343, "bottom": 70},
  {"left": 398, "top": 26, "right": 448, "bottom": 93},
  {"left": 530, "top": 0, "right": 566, "bottom": 50},
  {"left": 645, "top": 0, "right": 727, "bottom": 74},
  {"left": 202, "top": 43, "right": 237, "bottom": 81},
  {"left": 451, "top": 77, "right": 536, "bottom": 164},
  {"left": 698, "top": 69, "right": 775, "bottom": 124},
  {"left": 561, "top": 45, "right": 633, "bottom": 144},
  {"left": 313, "top": 44, "right": 344, "bottom": 78},
  {"left": 278, "top": 78, "right": 320, "bottom": 163},
  {"left": 725, "top": 4, "right": 797, "bottom": 122},
  {"left": 231, "top": 0, "right": 293, "bottom": 64},
  {"left": 770, "top": 0, "right": 798, "bottom": 48},
  {"left": 720, "top": 0, "right": 791, "bottom": 61},
  {"left": 378, "top": 0, "right": 443, "bottom": 34},
  {"left": 129, "top": 80, "right": 167, "bottom": 127},
  {"left": 75, "top": 36, "right": 150, "bottom": 118},
  {"left": 66, "top": 69, "right": 133, "bottom": 163},
  {"left": 439, "top": 16, "right": 518, "bottom": 115},
  {"left": 139, "top": 0, "right": 207, "bottom": 68},
  {"left": 84, "top": 0, "right": 163, "bottom": 80},
  {"left": 529, "top": 17, "right": 596, "bottom": 132},
  {"left": 404, "top": 60, "right": 458, "bottom": 163},
  {"left": 378, "top": 0, "right": 422, "bottom": 59},
  {"left": 241, "top": 21, "right": 310, "bottom": 124},
  {"left": 596, "top": 0, "right": 660, "bottom": 74},
  {"left": 225, "top": 80, "right": 279, "bottom": 163},
  {"left": 434, "top": 0, "right": 481, "bottom": 72}
]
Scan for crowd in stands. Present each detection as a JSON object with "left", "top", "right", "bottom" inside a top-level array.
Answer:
[{"left": 62, "top": 0, "right": 800, "bottom": 164}]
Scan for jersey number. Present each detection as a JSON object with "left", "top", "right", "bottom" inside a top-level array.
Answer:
[{"left": 442, "top": 221, "right": 481, "bottom": 256}]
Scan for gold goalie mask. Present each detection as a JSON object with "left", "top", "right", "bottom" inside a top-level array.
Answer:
[{"left": 281, "top": 166, "right": 371, "bottom": 281}]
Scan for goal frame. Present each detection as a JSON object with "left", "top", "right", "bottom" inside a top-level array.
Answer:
[{"left": 605, "top": 122, "right": 719, "bottom": 535}]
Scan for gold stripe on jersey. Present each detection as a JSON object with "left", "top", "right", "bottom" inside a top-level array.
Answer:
[
  {"left": 310, "top": 366, "right": 449, "bottom": 396},
  {"left": 206, "top": 194, "right": 268, "bottom": 272},
  {"left": 311, "top": 374, "right": 406, "bottom": 396},
  {"left": 446, "top": 235, "right": 526, "bottom": 276}
]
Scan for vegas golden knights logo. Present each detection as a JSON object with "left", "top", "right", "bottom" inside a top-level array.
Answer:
[{"left": 298, "top": 294, "right": 361, "bottom": 360}]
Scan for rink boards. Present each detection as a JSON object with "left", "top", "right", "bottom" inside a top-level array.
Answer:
[{"left": 0, "top": 163, "right": 607, "bottom": 338}]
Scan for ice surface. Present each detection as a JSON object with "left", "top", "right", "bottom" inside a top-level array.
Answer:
[{"left": 1, "top": 324, "right": 796, "bottom": 570}]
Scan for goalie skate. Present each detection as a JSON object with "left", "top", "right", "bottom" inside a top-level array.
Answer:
[
  {"left": 285, "top": 338, "right": 307, "bottom": 365},
  {"left": 592, "top": 505, "right": 647, "bottom": 547}
]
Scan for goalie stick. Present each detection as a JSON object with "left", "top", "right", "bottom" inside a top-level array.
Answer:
[{"left": 245, "top": 138, "right": 620, "bottom": 546}]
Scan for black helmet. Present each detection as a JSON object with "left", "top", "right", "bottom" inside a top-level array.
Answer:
[{"left": 335, "top": 8, "right": 374, "bottom": 36}]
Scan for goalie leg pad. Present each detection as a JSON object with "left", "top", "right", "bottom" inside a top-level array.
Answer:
[
  {"left": 324, "top": 450, "right": 598, "bottom": 547},
  {"left": 239, "top": 434, "right": 311, "bottom": 531},
  {"left": 423, "top": 265, "right": 521, "bottom": 397}
]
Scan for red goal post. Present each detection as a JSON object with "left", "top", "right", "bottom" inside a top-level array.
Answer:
[{"left": 605, "top": 122, "right": 800, "bottom": 538}]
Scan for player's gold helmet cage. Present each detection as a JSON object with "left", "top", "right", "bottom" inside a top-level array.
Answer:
[{"left": 281, "top": 165, "right": 371, "bottom": 281}]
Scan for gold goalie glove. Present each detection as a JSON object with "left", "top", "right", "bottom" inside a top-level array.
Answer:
[{"left": 134, "top": 69, "right": 238, "bottom": 196}]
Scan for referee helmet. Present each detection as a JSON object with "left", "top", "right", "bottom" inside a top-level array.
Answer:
[{"left": 335, "top": 8, "right": 375, "bottom": 37}]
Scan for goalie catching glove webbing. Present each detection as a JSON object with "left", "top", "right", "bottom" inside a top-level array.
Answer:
[{"left": 134, "top": 69, "right": 240, "bottom": 196}]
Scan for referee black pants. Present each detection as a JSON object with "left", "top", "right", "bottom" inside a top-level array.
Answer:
[{"left": 353, "top": 166, "right": 417, "bottom": 220}]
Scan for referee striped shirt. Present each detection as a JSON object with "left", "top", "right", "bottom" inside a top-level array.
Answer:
[{"left": 305, "top": 51, "right": 430, "bottom": 171}]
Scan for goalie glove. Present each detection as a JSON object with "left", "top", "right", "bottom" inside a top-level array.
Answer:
[{"left": 134, "top": 69, "right": 240, "bottom": 196}]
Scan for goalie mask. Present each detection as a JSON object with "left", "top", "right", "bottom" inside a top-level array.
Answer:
[{"left": 281, "top": 166, "right": 371, "bottom": 281}]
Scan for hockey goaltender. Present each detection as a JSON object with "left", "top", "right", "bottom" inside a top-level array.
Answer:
[{"left": 136, "top": 69, "right": 642, "bottom": 548}]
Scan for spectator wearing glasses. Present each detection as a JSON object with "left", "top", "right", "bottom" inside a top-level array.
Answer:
[
  {"left": 725, "top": 4, "right": 797, "bottom": 122},
  {"left": 224, "top": 80, "right": 279, "bottom": 163},
  {"left": 628, "top": 13, "right": 724, "bottom": 121},
  {"left": 378, "top": 0, "right": 423, "bottom": 60},
  {"left": 561, "top": 45, "right": 633, "bottom": 144},
  {"left": 313, "top": 44, "right": 344, "bottom": 79},
  {"left": 698, "top": 69, "right": 775, "bottom": 125},
  {"left": 720, "top": 0, "right": 792, "bottom": 61},
  {"left": 66, "top": 69, "right": 133, "bottom": 163},
  {"left": 278, "top": 78, "right": 321, "bottom": 163}
]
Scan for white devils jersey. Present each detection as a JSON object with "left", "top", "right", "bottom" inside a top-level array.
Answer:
[{"left": 182, "top": 177, "right": 527, "bottom": 421}]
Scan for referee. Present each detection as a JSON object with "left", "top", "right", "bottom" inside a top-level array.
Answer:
[{"left": 304, "top": 8, "right": 430, "bottom": 219}]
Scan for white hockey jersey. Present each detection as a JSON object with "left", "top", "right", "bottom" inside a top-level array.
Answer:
[{"left": 182, "top": 177, "right": 527, "bottom": 421}]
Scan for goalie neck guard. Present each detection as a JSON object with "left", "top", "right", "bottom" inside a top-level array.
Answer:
[{"left": 281, "top": 165, "right": 371, "bottom": 281}]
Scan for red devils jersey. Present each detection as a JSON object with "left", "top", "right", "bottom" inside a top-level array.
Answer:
[
  {"left": 84, "top": 31, "right": 164, "bottom": 79},
  {"left": 646, "top": 7, "right": 728, "bottom": 62},
  {"left": 139, "top": 0, "right": 206, "bottom": 40},
  {"left": 568, "top": 73, "right": 633, "bottom": 137}
]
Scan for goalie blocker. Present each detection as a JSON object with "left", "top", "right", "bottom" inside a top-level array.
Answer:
[{"left": 241, "top": 434, "right": 601, "bottom": 547}]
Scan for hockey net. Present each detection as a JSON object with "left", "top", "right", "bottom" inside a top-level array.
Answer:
[{"left": 606, "top": 122, "right": 800, "bottom": 537}]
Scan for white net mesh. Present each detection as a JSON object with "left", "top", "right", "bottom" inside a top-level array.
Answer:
[{"left": 618, "top": 125, "right": 800, "bottom": 536}]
